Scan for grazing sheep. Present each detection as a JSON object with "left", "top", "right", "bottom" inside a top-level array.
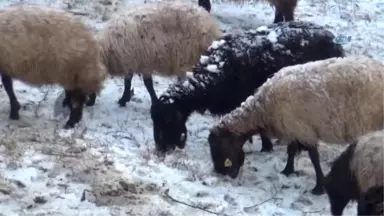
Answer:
[
  {"left": 198, "top": 0, "right": 298, "bottom": 23},
  {"left": 150, "top": 21, "right": 345, "bottom": 153},
  {"left": 208, "top": 56, "right": 384, "bottom": 195},
  {"left": 324, "top": 130, "right": 384, "bottom": 215},
  {"left": 85, "top": 1, "right": 222, "bottom": 107},
  {"left": 358, "top": 185, "right": 384, "bottom": 216},
  {"left": 0, "top": 5, "right": 107, "bottom": 128}
]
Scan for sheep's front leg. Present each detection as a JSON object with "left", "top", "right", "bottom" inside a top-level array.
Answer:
[
  {"left": 260, "top": 132, "right": 273, "bottom": 152},
  {"left": 118, "top": 76, "right": 133, "bottom": 107},
  {"left": 143, "top": 75, "right": 158, "bottom": 105},
  {"left": 273, "top": 7, "right": 284, "bottom": 23},
  {"left": 64, "top": 89, "right": 86, "bottom": 129},
  {"left": 198, "top": 0, "right": 211, "bottom": 12},
  {"left": 281, "top": 141, "right": 298, "bottom": 175},
  {"left": 1, "top": 74, "right": 21, "bottom": 120},
  {"left": 306, "top": 144, "right": 325, "bottom": 195}
]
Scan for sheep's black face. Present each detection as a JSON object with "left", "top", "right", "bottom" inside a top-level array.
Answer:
[
  {"left": 323, "top": 143, "right": 358, "bottom": 216},
  {"left": 208, "top": 128, "right": 246, "bottom": 178},
  {"left": 150, "top": 102, "right": 187, "bottom": 153}
]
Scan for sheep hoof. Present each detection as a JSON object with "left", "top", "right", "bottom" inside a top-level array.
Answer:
[
  {"left": 117, "top": 99, "right": 127, "bottom": 107},
  {"left": 311, "top": 186, "right": 325, "bottom": 195},
  {"left": 260, "top": 147, "right": 273, "bottom": 152},
  {"left": 63, "top": 121, "right": 75, "bottom": 129},
  {"left": 280, "top": 168, "right": 294, "bottom": 176},
  {"left": 10, "top": 112, "right": 20, "bottom": 120},
  {"left": 85, "top": 99, "right": 95, "bottom": 106}
]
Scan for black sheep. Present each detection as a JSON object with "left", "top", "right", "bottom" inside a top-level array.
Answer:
[{"left": 150, "top": 21, "right": 345, "bottom": 153}]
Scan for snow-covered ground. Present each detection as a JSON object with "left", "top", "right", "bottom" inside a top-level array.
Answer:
[{"left": 0, "top": 0, "right": 383, "bottom": 215}]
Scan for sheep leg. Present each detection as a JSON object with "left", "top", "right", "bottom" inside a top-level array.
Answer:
[
  {"left": 62, "top": 90, "right": 71, "bottom": 107},
  {"left": 118, "top": 76, "right": 133, "bottom": 107},
  {"left": 281, "top": 141, "right": 298, "bottom": 176},
  {"left": 306, "top": 145, "right": 325, "bottom": 195},
  {"left": 260, "top": 132, "right": 273, "bottom": 152},
  {"left": 198, "top": 0, "right": 211, "bottom": 12},
  {"left": 1, "top": 74, "right": 21, "bottom": 120},
  {"left": 64, "top": 89, "right": 86, "bottom": 129},
  {"left": 283, "top": 6, "right": 295, "bottom": 22},
  {"left": 273, "top": 7, "right": 284, "bottom": 23},
  {"left": 143, "top": 76, "right": 158, "bottom": 104},
  {"left": 85, "top": 93, "right": 97, "bottom": 106}
]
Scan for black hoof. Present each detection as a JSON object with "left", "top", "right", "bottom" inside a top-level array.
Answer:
[
  {"left": 281, "top": 168, "right": 294, "bottom": 176},
  {"left": 85, "top": 99, "right": 95, "bottom": 107},
  {"left": 10, "top": 112, "right": 19, "bottom": 120},
  {"left": 260, "top": 147, "right": 273, "bottom": 152},
  {"left": 10, "top": 102, "right": 21, "bottom": 120},
  {"left": 311, "top": 185, "right": 325, "bottom": 195},
  {"left": 64, "top": 121, "right": 75, "bottom": 129},
  {"left": 117, "top": 98, "right": 127, "bottom": 107}
]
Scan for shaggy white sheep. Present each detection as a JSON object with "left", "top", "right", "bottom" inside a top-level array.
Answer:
[
  {"left": 0, "top": 5, "right": 107, "bottom": 128},
  {"left": 208, "top": 56, "right": 384, "bottom": 195},
  {"left": 324, "top": 130, "right": 384, "bottom": 215},
  {"left": 87, "top": 1, "right": 222, "bottom": 107}
]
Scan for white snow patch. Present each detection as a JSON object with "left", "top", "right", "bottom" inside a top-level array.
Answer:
[
  {"left": 206, "top": 64, "right": 220, "bottom": 73},
  {"left": 199, "top": 55, "right": 210, "bottom": 64},
  {"left": 267, "top": 30, "right": 278, "bottom": 43},
  {"left": 256, "top": 25, "right": 269, "bottom": 32}
]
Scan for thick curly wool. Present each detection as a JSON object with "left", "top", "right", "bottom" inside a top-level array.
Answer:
[
  {"left": 0, "top": 5, "right": 107, "bottom": 94},
  {"left": 98, "top": 1, "right": 221, "bottom": 77},
  {"left": 350, "top": 130, "right": 384, "bottom": 194},
  {"left": 215, "top": 56, "right": 384, "bottom": 145}
]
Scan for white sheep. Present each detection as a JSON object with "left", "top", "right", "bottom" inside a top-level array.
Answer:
[
  {"left": 0, "top": 5, "right": 107, "bottom": 128},
  {"left": 86, "top": 1, "right": 222, "bottom": 107},
  {"left": 208, "top": 56, "right": 384, "bottom": 195},
  {"left": 324, "top": 130, "right": 384, "bottom": 215}
]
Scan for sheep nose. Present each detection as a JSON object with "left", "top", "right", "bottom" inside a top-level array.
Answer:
[{"left": 228, "top": 168, "right": 240, "bottom": 179}]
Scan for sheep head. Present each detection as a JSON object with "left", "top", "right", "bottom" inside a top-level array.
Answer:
[
  {"left": 150, "top": 100, "right": 188, "bottom": 153},
  {"left": 208, "top": 127, "right": 248, "bottom": 178}
]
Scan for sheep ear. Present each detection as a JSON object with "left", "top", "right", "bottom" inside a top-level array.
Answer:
[{"left": 224, "top": 158, "right": 232, "bottom": 167}]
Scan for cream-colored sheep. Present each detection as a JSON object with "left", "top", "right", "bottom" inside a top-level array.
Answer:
[
  {"left": 0, "top": 5, "right": 107, "bottom": 128},
  {"left": 208, "top": 56, "right": 384, "bottom": 195},
  {"left": 90, "top": 1, "right": 222, "bottom": 107},
  {"left": 324, "top": 130, "right": 384, "bottom": 215}
]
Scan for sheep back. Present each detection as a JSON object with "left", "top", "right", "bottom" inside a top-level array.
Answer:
[
  {"left": 220, "top": 56, "right": 384, "bottom": 144},
  {"left": 98, "top": 1, "right": 221, "bottom": 77},
  {"left": 158, "top": 21, "right": 345, "bottom": 116},
  {"left": 0, "top": 5, "right": 107, "bottom": 94}
]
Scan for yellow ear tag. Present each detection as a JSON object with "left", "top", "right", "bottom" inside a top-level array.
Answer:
[{"left": 224, "top": 158, "right": 232, "bottom": 167}]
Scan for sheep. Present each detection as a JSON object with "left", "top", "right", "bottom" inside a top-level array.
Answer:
[
  {"left": 150, "top": 20, "right": 345, "bottom": 153},
  {"left": 0, "top": 5, "right": 107, "bottom": 129},
  {"left": 324, "top": 130, "right": 384, "bottom": 215},
  {"left": 358, "top": 185, "right": 383, "bottom": 216},
  {"left": 198, "top": 0, "right": 298, "bottom": 23},
  {"left": 84, "top": 1, "right": 222, "bottom": 107},
  {"left": 208, "top": 56, "right": 384, "bottom": 195}
]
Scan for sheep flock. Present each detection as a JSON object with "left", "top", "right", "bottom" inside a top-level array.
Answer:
[{"left": 0, "top": 0, "right": 383, "bottom": 216}]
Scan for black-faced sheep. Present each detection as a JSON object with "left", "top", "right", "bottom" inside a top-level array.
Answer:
[
  {"left": 150, "top": 21, "right": 345, "bottom": 153},
  {"left": 324, "top": 130, "right": 384, "bottom": 215},
  {"left": 198, "top": 0, "right": 298, "bottom": 23},
  {"left": 358, "top": 185, "right": 383, "bottom": 216},
  {"left": 85, "top": 1, "right": 221, "bottom": 107},
  {"left": 0, "top": 5, "right": 107, "bottom": 129},
  {"left": 208, "top": 56, "right": 384, "bottom": 195}
]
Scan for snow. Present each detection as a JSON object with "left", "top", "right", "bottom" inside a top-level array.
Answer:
[{"left": 0, "top": 0, "right": 383, "bottom": 215}]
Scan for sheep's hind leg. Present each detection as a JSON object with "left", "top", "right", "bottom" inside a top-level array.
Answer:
[
  {"left": 198, "top": 0, "right": 211, "bottom": 12},
  {"left": 1, "top": 74, "right": 21, "bottom": 120},
  {"left": 143, "top": 76, "right": 158, "bottom": 105},
  {"left": 281, "top": 141, "right": 299, "bottom": 176},
  {"left": 260, "top": 130, "right": 273, "bottom": 152},
  {"left": 64, "top": 89, "right": 86, "bottom": 129},
  {"left": 306, "top": 144, "right": 325, "bottom": 195},
  {"left": 118, "top": 76, "right": 134, "bottom": 107}
]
